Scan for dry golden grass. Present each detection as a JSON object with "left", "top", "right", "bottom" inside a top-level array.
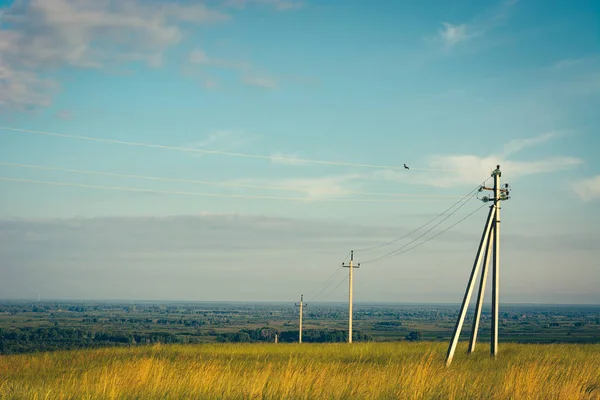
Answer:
[{"left": 1, "top": 342, "right": 599, "bottom": 399}]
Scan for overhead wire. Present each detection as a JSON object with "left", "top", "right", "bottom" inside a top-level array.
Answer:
[
  {"left": 304, "top": 252, "right": 350, "bottom": 302},
  {"left": 309, "top": 273, "right": 349, "bottom": 303},
  {"left": 360, "top": 190, "right": 481, "bottom": 264},
  {"left": 354, "top": 177, "right": 491, "bottom": 252},
  {"left": 0, "top": 162, "right": 467, "bottom": 199},
  {"left": 0, "top": 126, "right": 464, "bottom": 172},
  {"left": 0, "top": 177, "right": 464, "bottom": 203},
  {"left": 361, "top": 200, "right": 488, "bottom": 265},
  {"left": 383, "top": 203, "right": 489, "bottom": 259}
]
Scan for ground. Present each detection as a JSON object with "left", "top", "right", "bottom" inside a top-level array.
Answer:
[{"left": 1, "top": 342, "right": 599, "bottom": 399}]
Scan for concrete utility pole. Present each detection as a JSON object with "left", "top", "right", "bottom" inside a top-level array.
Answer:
[
  {"left": 295, "top": 294, "right": 305, "bottom": 343},
  {"left": 343, "top": 250, "right": 360, "bottom": 343},
  {"left": 492, "top": 165, "right": 502, "bottom": 358},
  {"left": 445, "top": 165, "right": 510, "bottom": 366}
]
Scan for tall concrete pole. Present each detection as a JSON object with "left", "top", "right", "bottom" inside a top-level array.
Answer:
[
  {"left": 446, "top": 205, "right": 496, "bottom": 366},
  {"left": 468, "top": 226, "right": 494, "bottom": 353},
  {"left": 295, "top": 294, "right": 304, "bottom": 343},
  {"left": 299, "top": 294, "right": 303, "bottom": 344},
  {"left": 348, "top": 251, "right": 354, "bottom": 344},
  {"left": 492, "top": 165, "right": 501, "bottom": 357},
  {"left": 342, "top": 251, "right": 359, "bottom": 344}
]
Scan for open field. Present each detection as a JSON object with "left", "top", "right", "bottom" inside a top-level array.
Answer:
[
  {"left": 1, "top": 342, "right": 599, "bottom": 399},
  {"left": 2, "top": 301, "right": 599, "bottom": 354}
]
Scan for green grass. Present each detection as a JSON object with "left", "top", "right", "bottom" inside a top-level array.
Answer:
[{"left": 1, "top": 342, "right": 599, "bottom": 399}]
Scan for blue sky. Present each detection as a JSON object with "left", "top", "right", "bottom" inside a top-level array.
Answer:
[{"left": 0, "top": 0, "right": 599, "bottom": 303}]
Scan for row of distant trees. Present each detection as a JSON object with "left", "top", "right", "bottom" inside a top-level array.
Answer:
[
  {"left": 0, "top": 326, "right": 423, "bottom": 354},
  {"left": 216, "top": 328, "right": 423, "bottom": 343},
  {"left": 0, "top": 327, "right": 180, "bottom": 354}
]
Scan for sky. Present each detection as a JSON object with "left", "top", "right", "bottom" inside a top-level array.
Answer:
[{"left": 0, "top": 0, "right": 599, "bottom": 304}]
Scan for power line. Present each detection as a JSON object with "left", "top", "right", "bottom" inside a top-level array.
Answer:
[
  {"left": 354, "top": 177, "right": 491, "bottom": 252},
  {"left": 0, "top": 162, "right": 467, "bottom": 199},
  {"left": 304, "top": 252, "right": 350, "bottom": 302},
  {"left": 362, "top": 202, "right": 487, "bottom": 265},
  {"left": 310, "top": 273, "right": 349, "bottom": 303},
  {"left": 401, "top": 203, "right": 488, "bottom": 259},
  {"left": 360, "top": 193, "right": 479, "bottom": 264},
  {"left": 0, "top": 126, "right": 464, "bottom": 172},
  {"left": 0, "top": 177, "right": 453, "bottom": 203}
]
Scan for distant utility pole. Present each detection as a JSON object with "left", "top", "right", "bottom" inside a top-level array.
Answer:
[
  {"left": 343, "top": 250, "right": 360, "bottom": 343},
  {"left": 295, "top": 294, "right": 305, "bottom": 343},
  {"left": 446, "top": 165, "right": 511, "bottom": 366}
]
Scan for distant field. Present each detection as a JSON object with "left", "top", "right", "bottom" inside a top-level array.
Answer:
[{"left": 1, "top": 342, "right": 599, "bottom": 399}]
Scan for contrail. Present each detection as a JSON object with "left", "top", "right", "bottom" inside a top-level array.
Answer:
[
  {"left": 0, "top": 162, "right": 466, "bottom": 199},
  {"left": 0, "top": 177, "right": 451, "bottom": 203},
  {"left": 0, "top": 126, "right": 463, "bottom": 172}
]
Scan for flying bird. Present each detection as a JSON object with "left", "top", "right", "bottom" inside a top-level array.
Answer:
[{"left": 404, "top": 163, "right": 410, "bottom": 170}]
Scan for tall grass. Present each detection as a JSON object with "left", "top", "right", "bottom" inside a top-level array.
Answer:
[{"left": 1, "top": 342, "right": 599, "bottom": 399}]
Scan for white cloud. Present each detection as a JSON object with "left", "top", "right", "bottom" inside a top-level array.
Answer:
[
  {"left": 0, "top": 61, "right": 58, "bottom": 109},
  {"left": 242, "top": 75, "right": 278, "bottom": 89},
  {"left": 189, "top": 49, "right": 211, "bottom": 65},
  {"left": 439, "top": 23, "right": 471, "bottom": 46},
  {"left": 552, "top": 58, "right": 588, "bottom": 70},
  {"left": 574, "top": 175, "right": 600, "bottom": 201},
  {"left": 0, "top": 0, "right": 229, "bottom": 110},
  {"left": 503, "top": 132, "right": 559, "bottom": 156},
  {"left": 188, "top": 49, "right": 251, "bottom": 70},
  {"left": 225, "top": 0, "right": 303, "bottom": 11},
  {"left": 235, "top": 174, "right": 363, "bottom": 200},
  {"left": 437, "top": 0, "right": 518, "bottom": 47},
  {"left": 376, "top": 133, "right": 582, "bottom": 188},
  {"left": 187, "top": 48, "right": 276, "bottom": 89}
]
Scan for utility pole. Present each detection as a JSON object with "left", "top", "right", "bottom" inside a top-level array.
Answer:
[
  {"left": 492, "top": 165, "right": 502, "bottom": 358},
  {"left": 295, "top": 294, "right": 305, "bottom": 343},
  {"left": 342, "top": 250, "right": 360, "bottom": 343},
  {"left": 445, "top": 165, "right": 510, "bottom": 366}
]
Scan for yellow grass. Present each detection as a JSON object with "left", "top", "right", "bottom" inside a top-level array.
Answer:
[{"left": 1, "top": 342, "right": 599, "bottom": 399}]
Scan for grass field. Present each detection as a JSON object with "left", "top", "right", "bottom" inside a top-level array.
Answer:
[{"left": 1, "top": 342, "right": 599, "bottom": 399}]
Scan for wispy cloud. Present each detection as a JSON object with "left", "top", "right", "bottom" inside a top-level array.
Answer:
[
  {"left": 503, "top": 132, "right": 559, "bottom": 156},
  {"left": 376, "top": 132, "right": 582, "bottom": 188},
  {"left": 54, "top": 109, "right": 72, "bottom": 120},
  {"left": 225, "top": 0, "right": 304, "bottom": 11},
  {"left": 573, "top": 175, "right": 600, "bottom": 202},
  {"left": 437, "top": 0, "right": 518, "bottom": 48},
  {"left": 191, "top": 130, "right": 257, "bottom": 152},
  {"left": 439, "top": 23, "right": 473, "bottom": 46},
  {"left": 187, "top": 49, "right": 277, "bottom": 89},
  {"left": 188, "top": 49, "right": 251, "bottom": 70},
  {"left": 0, "top": 0, "right": 229, "bottom": 111},
  {"left": 242, "top": 75, "right": 278, "bottom": 89},
  {"left": 552, "top": 58, "right": 589, "bottom": 70},
  {"left": 236, "top": 174, "right": 363, "bottom": 200}
]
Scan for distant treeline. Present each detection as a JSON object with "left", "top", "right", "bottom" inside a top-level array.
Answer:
[
  {"left": 216, "top": 328, "right": 373, "bottom": 343},
  {"left": 0, "top": 327, "right": 182, "bottom": 354},
  {"left": 0, "top": 327, "right": 375, "bottom": 354}
]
